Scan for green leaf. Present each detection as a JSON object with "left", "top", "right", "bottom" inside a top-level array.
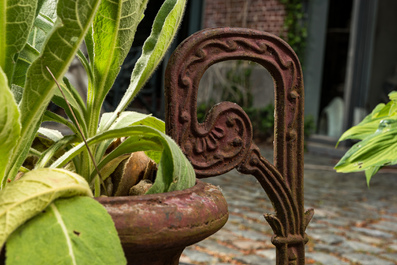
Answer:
[
  {"left": 365, "top": 166, "right": 380, "bottom": 186},
  {"left": 28, "top": 13, "right": 57, "bottom": 52},
  {"left": 38, "top": 127, "right": 64, "bottom": 142},
  {"left": 101, "top": 0, "right": 187, "bottom": 130},
  {"left": 336, "top": 90, "right": 397, "bottom": 183},
  {"left": 43, "top": 110, "right": 79, "bottom": 136},
  {"left": 50, "top": 126, "right": 195, "bottom": 193},
  {"left": 89, "top": 134, "right": 162, "bottom": 184},
  {"left": 145, "top": 127, "right": 196, "bottom": 194},
  {"left": 89, "top": 0, "right": 149, "bottom": 132},
  {"left": 62, "top": 77, "right": 87, "bottom": 116},
  {"left": 0, "top": 67, "right": 21, "bottom": 186},
  {"left": 337, "top": 101, "right": 397, "bottom": 144},
  {"left": 6, "top": 0, "right": 102, "bottom": 182},
  {"left": 335, "top": 119, "right": 397, "bottom": 173},
  {"left": 10, "top": 84, "right": 23, "bottom": 104},
  {"left": 95, "top": 111, "right": 165, "bottom": 163},
  {"left": 98, "top": 111, "right": 164, "bottom": 132},
  {"left": 388, "top": 90, "right": 397, "bottom": 101},
  {"left": 51, "top": 79, "right": 88, "bottom": 136},
  {"left": 28, "top": 0, "right": 58, "bottom": 52},
  {"left": 6, "top": 196, "right": 126, "bottom": 265},
  {"left": 35, "top": 135, "right": 77, "bottom": 168},
  {"left": 0, "top": 0, "right": 38, "bottom": 84},
  {"left": 0, "top": 168, "right": 92, "bottom": 247},
  {"left": 12, "top": 44, "right": 40, "bottom": 87}
]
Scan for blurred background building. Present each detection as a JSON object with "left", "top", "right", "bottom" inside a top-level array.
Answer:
[{"left": 110, "top": 0, "right": 397, "bottom": 149}]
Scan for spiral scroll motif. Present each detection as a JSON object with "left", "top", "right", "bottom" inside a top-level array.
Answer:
[{"left": 165, "top": 28, "right": 311, "bottom": 265}]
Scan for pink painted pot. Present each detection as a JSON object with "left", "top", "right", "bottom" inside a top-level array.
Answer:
[
  {"left": 96, "top": 180, "right": 228, "bottom": 265},
  {"left": 0, "top": 181, "right": 228, "bottom": 265}
]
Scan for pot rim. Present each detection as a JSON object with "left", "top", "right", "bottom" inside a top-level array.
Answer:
[{"left": 95, "top": 180, "right": 229, "bottom": 251}]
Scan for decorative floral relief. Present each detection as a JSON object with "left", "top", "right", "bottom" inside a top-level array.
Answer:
[
  {"left": 193, "top": 126, "right": 224, "bottom": 154},
  {"left": 184, "top": 112, "right": 250, "bottom": 171}
]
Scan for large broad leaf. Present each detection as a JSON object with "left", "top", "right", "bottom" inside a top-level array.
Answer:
[
  {"left": 6, "top": 196, "right": 126, "bottom": 265},
  {"left": 50, "top": 126, "right": 196, "bottom": 193},
  {"left": 0, "top": 67, "right": 21, "bottom": 187},
  {"left": 0, "top": 0, "right": 38, "bottom": 85},
  {"left": 335, "top": 119, "right": 397, "bottom": 182},
  {"left": 336, "top": 91, "right": 397, "bottom": 184},
  {"left": 5, "top": 0, "right": 102, "bottom": 183},
  {"left": 0, "top": 168, "right": 92, "bottom": 247},
  {"left": 101, "top": 0, "right": 187, "bottom": 130},
  {"left": 87, "top": 0, "right": 148, "bottom": 135},
  {"left": 337, "top": 102, "right": 397, "bottom": 143}
]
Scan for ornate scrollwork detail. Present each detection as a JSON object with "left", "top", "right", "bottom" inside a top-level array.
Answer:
[
  {"left": 165, "top": 28, "right": 311, "bottom": 265},
  {"left": 180, "top": 102, "right": 253, "bottom": 177}
]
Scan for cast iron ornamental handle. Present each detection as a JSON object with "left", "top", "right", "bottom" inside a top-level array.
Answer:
[{"left": 165, "top": 28, "right": 314, "bottom": 265}]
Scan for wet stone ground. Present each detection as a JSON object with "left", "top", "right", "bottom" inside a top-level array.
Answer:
[{"left": 180, "top": 146, "right": 397, "bottom": 265}]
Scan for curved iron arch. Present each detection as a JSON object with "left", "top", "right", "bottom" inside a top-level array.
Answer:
[{"left": 165, "top": 27, "right": 313, "bottom": 265}]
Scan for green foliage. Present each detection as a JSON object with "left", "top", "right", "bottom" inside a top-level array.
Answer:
[
  {"left": 0, "top": 168, "right": 92, "bottom": 247},
  {"left": 243, "top": 105, "right": 275, "bottom": 140},
  {"left": 280, "top": 0, "right": 307, "bottom": 64},
  {"left": 0, "top": 0, "right": 192, "bottom": 263},
  {"left": 304, "top": 114, "right": 316, "bottom": 139},
  {"left": 218, "top": 61, "right": 254, "bottom": 108},
  {"left": 0, "top": 68, "right": 20, "bottom": 182},
  {"left": 3, "top": 0, "right": 102, "bottom": 185},
  {"left": 7, "top": 196, "right": 125, "bottom": 265},
  {"left": 103, "top": 0, "right": 188, "bottom": 130},
  {"left": 335, "top": 91, "right": 397, "bottom": 185},
  {"left": 0, "top": 0, "right": 38, "bottom": 85}
]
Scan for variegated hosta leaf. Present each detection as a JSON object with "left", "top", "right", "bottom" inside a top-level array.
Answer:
[
  {"left": 338, "top": 91, "right": 397, "bottom": 143},
  {"left": 336, "top": 91, "right": 397, "bottom": 184},
  {"left": 0, "top": 168, "right": 92, "bottom": 247},
  {"left": 335, "top": 119, "right": 397, "bottom": 183}
]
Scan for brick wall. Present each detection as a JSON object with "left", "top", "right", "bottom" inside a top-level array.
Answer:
[{"left": 203, "top": 0, "right": 286, "bottom": 37}]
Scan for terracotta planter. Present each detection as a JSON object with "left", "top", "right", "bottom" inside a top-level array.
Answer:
[
  {"left": 95, "top": 180, "right": 228, "bottom": 265},
  {"left": 1, "top": 181, "right": 228, "bottom": 265}
]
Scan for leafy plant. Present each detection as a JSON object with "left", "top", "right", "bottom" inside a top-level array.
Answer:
[
  {"left": 335, "top": 91, "right": 397, "bottom": 185},
  {"left": 243, "top": 105, "right": 275, "bottom": 140},
  {"left": 280, "top": 0, "right": 308, "bottom": 64},
  {"left": 0, "top": 0, "right": 194, "bottom": 263}
]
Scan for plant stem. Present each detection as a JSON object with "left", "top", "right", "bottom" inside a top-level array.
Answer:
[{"left": 46, "top": 66, "right": 108, "bottom": 196}]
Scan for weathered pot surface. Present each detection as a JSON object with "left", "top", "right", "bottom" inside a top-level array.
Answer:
[
  {"left": 96, "top": 180, "right": 229, "bottom": 265},
  {"left": 1, "top": 180, "right": 228, "bottom": 265}
]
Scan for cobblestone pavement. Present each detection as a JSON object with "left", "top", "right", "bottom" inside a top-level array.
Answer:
[{"left": 180, "top": 146, "right": 397, "bottom": 265}]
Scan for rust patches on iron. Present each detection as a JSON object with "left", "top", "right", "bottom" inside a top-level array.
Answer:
[{"left": 165, "top": 27, "right": 312, "bottom": 265}]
